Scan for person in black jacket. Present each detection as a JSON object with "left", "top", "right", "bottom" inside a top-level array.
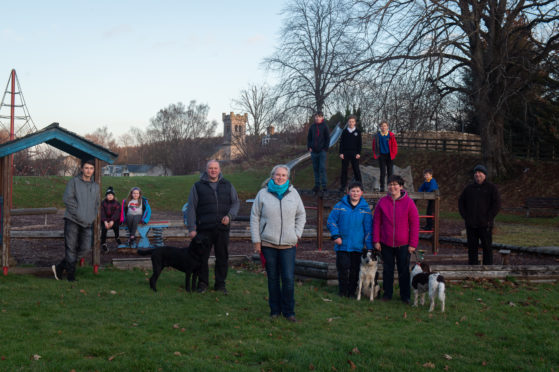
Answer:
[
  {"left": 307, "top": 111, "right": 330, "bottom": 194},
  {"left": 458, "top": 164, "right": 501, "bottom": 265},
  {"left": 338, "top": 115, "right": 362, "bottom": 193},
  {"left": 186, "top": 160, "right": 240, "bottom": 293}
]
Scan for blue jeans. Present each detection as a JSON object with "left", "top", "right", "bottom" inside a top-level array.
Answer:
[
  {"left": 262, "top": 246, "right": 296, "bottom": 317},
  {"left": 380, "top": 243, "right": 410, "bottom": 301},
  {"left": 311, "top": 151, "right": 327, "bottom": 188}
]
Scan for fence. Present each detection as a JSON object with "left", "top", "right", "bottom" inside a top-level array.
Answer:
[{"left": 396, "top": 136, "right": 558, "bottom": 161}]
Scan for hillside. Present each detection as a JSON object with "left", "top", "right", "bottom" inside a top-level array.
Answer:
[{"left": 231, "top": 143, "right": 559, "bottom": 213}]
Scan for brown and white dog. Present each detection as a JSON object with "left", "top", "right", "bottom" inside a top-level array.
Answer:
[
  {"left": 410, "top": 262, "right": 446, "bottom": 312},
  {"left": 357, "top": 250, "right": 380, "bottom": 301}
]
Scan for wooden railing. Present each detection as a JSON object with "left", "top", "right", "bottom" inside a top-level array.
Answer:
[{"left": 396, "top": 136, "right": 481, "bottom": 154}]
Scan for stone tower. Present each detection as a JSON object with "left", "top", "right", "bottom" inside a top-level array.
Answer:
[
  {"left": 213, "top": 112, "right": 248, "bottom": 160},
  {"left": 222, "top": 112, "right": 248, "bottom": 145}
]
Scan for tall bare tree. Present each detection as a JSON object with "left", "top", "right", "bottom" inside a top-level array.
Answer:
[
  {"left": 233, "top": 84, "right": 279, "bottom": 135},
  {"left": 354, "top": 0, "right": 559, "bottom": 177},
  {"left": 265, "top": 0, "right": 363, "bottom": 114}
]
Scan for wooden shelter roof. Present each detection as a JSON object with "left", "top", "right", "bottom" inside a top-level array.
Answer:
[{"left": 0, "top": 122, "right": 118, "bottom": 163}]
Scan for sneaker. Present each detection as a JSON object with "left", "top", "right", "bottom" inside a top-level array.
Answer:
[
  {"left": 286, "top": 316, "right": 298, "bottom": 323},
  {"left": 102, "top": 243, "right": 109, "bottom": 253},
  {"left": 312, "top": 186, "right": 319, "bottom": 194},
  {"left": 270, "top": 314, "right": 280, "bottom": 320},
  {"left": 51, "top": 264, "right": 62, "bottom": 281},
  {"left": 116, "top": 238, "right": 122, "bottom": 245},
  {"left": 322, "top": 187, "right": 328, "bottom": 193},
  {"left": 197, "top": 286, "right": 207, "bottom": 294},
  {"left": 67, "top": 272, "right": 76, "bottom": 282}
]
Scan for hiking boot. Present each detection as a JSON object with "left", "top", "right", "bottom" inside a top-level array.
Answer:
[{"left": 51, "top": 264, "right": 62, "bottom": 281}]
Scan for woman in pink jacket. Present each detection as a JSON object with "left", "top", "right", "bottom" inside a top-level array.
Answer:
[{"left": 373, "top": 175, "right": 419, "bottom": 304}]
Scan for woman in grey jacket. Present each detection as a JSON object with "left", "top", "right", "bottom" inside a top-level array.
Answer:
[{"left": 251, "top": 165, "right": 306, "bottom": 322}]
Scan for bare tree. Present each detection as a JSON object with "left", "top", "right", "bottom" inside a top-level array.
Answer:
[
  {"left": 146, "top": 101, "right": 217, "bottom": 174},
  {"left": 233, "top": 84, "right": 279, "bottom": 135},
  {"left": 354, "top": 0, "right": 559, "bottom": 177},
  {"left": 265, "top": 0, "right": 364, "bottom": 114},
  {"left": 85, "top": 126, "right": 118, "bottom": 152}
]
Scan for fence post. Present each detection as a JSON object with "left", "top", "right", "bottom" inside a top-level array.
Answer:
[{"left": 317, "top": 195, "right": 323, "bottom": 251}]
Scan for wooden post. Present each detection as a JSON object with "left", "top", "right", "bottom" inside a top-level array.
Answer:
[
  {"left": 92, "top": 159, "right": 101, "bottom": 273},
  {"left": 433, "top": 190, "right": 440, "bottom": 254},
  {"left": 317, "top": 195, "right": 323, "bottom": 251},
  {"left": 1, "top": 156, "right": 11, "bottom": 274}
]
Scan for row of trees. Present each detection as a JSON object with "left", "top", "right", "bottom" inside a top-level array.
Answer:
[{"left": 236, "top": 0, "right": 559, "bottom": 177}]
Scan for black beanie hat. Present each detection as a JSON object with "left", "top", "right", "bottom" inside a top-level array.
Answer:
[
  {"left": 105, "top": 186, "right": 115, "bottom": 196},
  {"left": 473, "top": 164, "right": 488, "bottom": 175}
]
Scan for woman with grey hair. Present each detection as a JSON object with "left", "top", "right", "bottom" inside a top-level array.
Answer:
[{"left": 250, "top": 164, "right": 306, "bottom": 322}]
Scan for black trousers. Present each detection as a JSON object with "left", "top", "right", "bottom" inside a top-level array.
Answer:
[
  {"left": 336, "top": 251, "right": 361, "bottom": 297},
  {"left": 340, "top": 152, "right": 362, "bottom": 188},
  {"left": 466, "top": 226, "right": 493, "bottom": 265},
  {"left": 424, "top": 200, "right": 434, "bottom": 229},
  {"left": 197, "top": 228, "right": 230, "bottom": 290},
  {"left": 101, "top": 222, "right": 120, "bottom": 245},
  {"left": 378, "top": 154, "right": 393, "bottom": 191}
]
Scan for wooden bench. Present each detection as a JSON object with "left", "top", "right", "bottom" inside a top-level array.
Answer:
[
  {"left": 524, "top": 197, "right": 559, "bottom": 217},
  {"left": 118, "top": 221, "right": 170, "bottom": 249}
]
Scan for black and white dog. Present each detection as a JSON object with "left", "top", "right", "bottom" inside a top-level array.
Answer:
[
  {"left": 357, "top": 249, "right": 380, "bottom": 301},
  {"left": 137, "top": 235, "right": 209, "bottom": 292},
  {"left": 410, "top": 262, "right": 446, "bottom": 312}
]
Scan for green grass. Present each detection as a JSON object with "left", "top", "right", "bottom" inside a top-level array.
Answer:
[
  {"left": 1, "top": 266, "right": 558, "bottom": 371},
  {"left": 13, "top": 171, "right": 268, "bottom": 212}
]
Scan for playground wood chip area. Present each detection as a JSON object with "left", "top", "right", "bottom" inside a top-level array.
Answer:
[{"left": 8, "top": 211, "right": 559, "bottom": 268}]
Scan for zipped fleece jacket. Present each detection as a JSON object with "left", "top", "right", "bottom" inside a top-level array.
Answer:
[
  {"left": 120, "top": 197, "right": 152, "bottom": 224},
  {"left": 63, "top": 174, "right": 100, "bottom": 228},
  {"left": 250, "top": 185, "right": 306, "bottom": 247},
  {"left": 307, "top": 122, "right": 331, "bottom": 153},
  {"left": 372, "top": 190, "right": 419, "bottom": 248},
  {"left": 372, "top": 131, "right": 398, "bottom": 160},
  {"left": 327, "top": 196, "right": 373, "bottom": 252}
]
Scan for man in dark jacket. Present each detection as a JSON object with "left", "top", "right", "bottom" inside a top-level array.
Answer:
[
  {"left": 52, "top": 159, "right": 100, "bottom": 281},
  {"left": 307, "top": 111, "right": 330, "bottom": 194},
  {"left": 338, "top": 115, "right": 362, "bottom": 193},
  {"left": 458, "top": 164, "right": 501, "bottom": 265},
  {"left": 186, "top": 160, "right": 240, "bottom": 293}
]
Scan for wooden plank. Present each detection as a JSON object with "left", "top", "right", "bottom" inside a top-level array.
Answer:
[
  {"left": 10, "top": 208, "right": 58, "bottom": 216},
  {"left": 112, "top": 255, "right": 249, "bottom": 270},
  {"left": 2, "top": 155, "right": 11, "bottom": 270}
]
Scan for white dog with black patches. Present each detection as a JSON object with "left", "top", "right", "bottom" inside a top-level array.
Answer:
[
  {"left": 410, "top": 262, "right": 446, "bottom": 312},
  {"left": 357, "top": 250, "right": 380, "bottom": 301}
]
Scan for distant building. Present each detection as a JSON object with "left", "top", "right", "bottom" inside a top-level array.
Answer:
[
  {"left": 102, "top": 164, "right": 173, "bottom": 176},
  {"left": 212, "top": 112, "right": 248, "bottom": 160}
]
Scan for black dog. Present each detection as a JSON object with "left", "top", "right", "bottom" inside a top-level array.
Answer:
[{"left": 137, "top": 235, "right": 209, "bottom": 292}]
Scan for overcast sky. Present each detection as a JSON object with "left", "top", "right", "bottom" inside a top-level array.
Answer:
[{"left": 0, "top": 0, "right": 284, "bottom": 138}]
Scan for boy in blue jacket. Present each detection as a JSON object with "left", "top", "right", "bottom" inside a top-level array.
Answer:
[
  {"left": 327, "top": 182, "right": 373, "bottom": 297},
  {"left": 418, "top": 168, "right": 438, "bottom": 230}
]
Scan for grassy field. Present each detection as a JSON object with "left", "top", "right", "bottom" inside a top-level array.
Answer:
[
  {"left": 1, "top": 264, "right": 558, "bottom": 371},
  {"left": 13, "top": 170, "right": 269, "bottom": 212}
]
